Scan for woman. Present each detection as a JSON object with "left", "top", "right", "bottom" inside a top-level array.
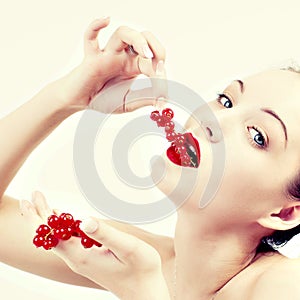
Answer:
[
  {"left": 25, "top": 67, "right": 300, "bottom": 300},
  {"left": 3, "top": 17, "right": 300, "bottom": 299}
]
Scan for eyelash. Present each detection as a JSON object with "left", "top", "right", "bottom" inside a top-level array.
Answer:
[
  {"left": 216, "top": 93, "right": 268, "bottom": 149},
  {"left": 217, "top": 93, "right": 233, "bottom": 108},
  {"left": 247, "top": 126, "right": 268, "bottom": 149}
]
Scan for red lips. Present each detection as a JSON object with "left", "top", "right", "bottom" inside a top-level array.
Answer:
[
  {"left": 150, "top": 108, "right": 200, "bottom": 168},
  {"left": 166, "top": 132, "right": 200, "bottom": 167}
]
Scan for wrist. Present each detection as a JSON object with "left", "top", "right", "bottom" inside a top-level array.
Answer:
[
  {"left": 46, "top": 71, "right": 86, "bottom": 114},
  {"left": 51, "top": 61, "right": 111, "bottom": 112},
  {"left": 35, "top": 82, "right": 82, "bottom": 119}
]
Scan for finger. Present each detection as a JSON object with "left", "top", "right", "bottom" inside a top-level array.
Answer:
[
  {"left": 20, "top": 199, "right": 38, "bottom": 218},
  {"left": 19, "top": 199, "right": 42, "bottom": 229},
  {"left": 84, "top": 17, "right": 110, "bottom": 55},
  {"left": 136, "top": 31, "right": 166, "bottom": 77},
  {"left": 122, "top": 62, "right": 167, "bottom": 113},
  {"left": 105, "top": 26, "right": 154, "bottom": 59},
  {"left": 141, "top": 31, "right": 166, "bottom": 64},
  {"left": 122, "top": 87, "right": 157, "bottom": 113},
  {"left": 31, "top": 190, "right": 53, "bottom": 221},
  {"left": 122, "top": 87, "right": 168, "bottom": 113},
  {"left": 153, "top": 60, "right": 168, "bottom": 96},
  {"left": 79, "top": 218, "right": 149, "bottom": 263},
  {"left": 128, "top": 61, "right": 168, "bottom": 110}
]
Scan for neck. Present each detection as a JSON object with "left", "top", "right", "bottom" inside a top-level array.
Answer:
[{"left": 173, "top": 210, "right": 271, "bottom": 300}]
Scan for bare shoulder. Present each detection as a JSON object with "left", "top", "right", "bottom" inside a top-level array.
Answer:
[{"left": 248, "top": 255, "right": 300, "bottom": 300}]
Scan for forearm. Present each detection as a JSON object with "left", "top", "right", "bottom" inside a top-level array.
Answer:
[
  {"left": 0, "top": 82, "right": 79, "bottom": 198},
  {"left": 0, "top": 195, "right": 103, "bottom": 289}
]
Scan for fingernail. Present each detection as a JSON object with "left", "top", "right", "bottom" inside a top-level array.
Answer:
[
  {"left": 80, "top": 218, "right": 98, "bottom": 233},
  {"left": 142, "top": 44, "right": 154, "bottom": 59},
  {"left": 156, "top": 60, "right": 164, "bottom": 74},
  {"left": 101, "top": 16, "right": 110, "bottom": 20}
]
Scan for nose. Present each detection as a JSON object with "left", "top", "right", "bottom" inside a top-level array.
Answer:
[
  {"left": 191, "top": 103, "right": 224, "bottom": 144},
  {"left": 200, "top": 119, "right": 223, "bottom": 143}
]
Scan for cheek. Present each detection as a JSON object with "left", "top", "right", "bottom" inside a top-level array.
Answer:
[{"left": 209, "top": 143, "right": 285, "bottom": 220}]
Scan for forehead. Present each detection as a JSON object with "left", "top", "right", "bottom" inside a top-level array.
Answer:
[{"left": 241, "top": 69, "right": 300, "bottom": 106}]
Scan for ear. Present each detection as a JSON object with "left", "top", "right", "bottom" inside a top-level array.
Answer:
[{"left": 257, "top": 204, "right": 300, "bottom": 231}]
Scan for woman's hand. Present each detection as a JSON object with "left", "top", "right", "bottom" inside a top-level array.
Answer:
[
  {"left": 53, "top": 17, "right": 167, "bottom": 112},
  {"left": 22, "top": 191, "right": 171, "bottom": 300},
  {"left": 57, "top": 218, "right": 170, "bottom": 300}
]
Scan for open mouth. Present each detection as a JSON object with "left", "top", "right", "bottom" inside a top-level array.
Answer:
[
  {"left": 149, "top": 108, "right": 201, "bottom": 168},
  {"left": 166, "top": 132, "right": 200, "bottom": 168}
]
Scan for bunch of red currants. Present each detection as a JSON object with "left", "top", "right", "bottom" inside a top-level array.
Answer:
[
  {"left": 33, "top": 213, "right": 102, "bottom": 250},
  {"left": 150, "top": 108, "right": 192, "bottom": 167}
]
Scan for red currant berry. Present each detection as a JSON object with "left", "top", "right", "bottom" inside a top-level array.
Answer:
[
  {"left": 81, "top": 236, "right": 95, "bottom": 248},
  {"left": 43, "top": 236, "right": 59, "bottom": 250},
  {"left": 36, "top": 224, "right": 51, "bottom": 235},
  {"left": 176, "top": 146, "right": 187, "bottom": 154},
  {"left": 59, "top": 213, "right": 74, "bottom": 227},
  {"left": 181, "top": 160, "right": 191, "bottom": 167},
  {"left": 164, "top": 121, "right": 175, "bottom": 133},
  {"left": 180, "top": 154, "right": 191, "bottom": 167},
  {"left": 47, "top": 215, "right": 60, "bottom": 228},
  {"left": 162, "top": 108, "right": 174, "bottom": 119},
  {"left": 166, "top": 131, "right": 177, "bottom": 141},
  {"left": 33, "top": 235, "right": 45, "bottom": 247},
  {"left": 174, "top": 134, "right": 185, "bottom": 146},
  {"left": 54, "top": 227, "right": 72, "bottom": 240},
  {"left": 156, "top": 117, "right": 166, "bottom": 127},
  {"left": 150, "top": 110, "right": 160, "bottom": 121},
  {"left": 71, "top": 220, "right": 82, "bottom": 237}
]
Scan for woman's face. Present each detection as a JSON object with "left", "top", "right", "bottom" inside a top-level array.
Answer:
[{"left": 154, "top": 69, "right": 300, "bottom": 227}]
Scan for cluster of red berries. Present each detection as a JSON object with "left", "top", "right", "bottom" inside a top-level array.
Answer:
[
  {"left": 150, "top": 108, "right": 192, "bottom": 167},
  {"left": 33, "top": 213, "right": 102, "bottom": 250}
]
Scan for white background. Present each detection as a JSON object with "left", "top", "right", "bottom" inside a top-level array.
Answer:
[{"left": 1, "top": 0, "right": 300, "bottom": 299}]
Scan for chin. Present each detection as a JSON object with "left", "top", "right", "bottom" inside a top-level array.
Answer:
[
  {"left": 150, "top": 151, "right": 180, "bottom": 193},
  {"left": 150, "top": 151, "right": 202, "bottom": 207}
]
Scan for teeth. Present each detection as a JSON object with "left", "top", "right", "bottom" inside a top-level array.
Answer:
[
  {"left": 188, "top": 145, "right": 196, "bottom": 157},
  {"left": 185, "top": 143, "right": 198, "bottom": 167}
]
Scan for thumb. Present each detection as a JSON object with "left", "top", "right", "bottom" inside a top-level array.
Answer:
[
  {"left": 88, "top": 78, "right": 166, "bottom": 113},
  {"left": 79, "top": 218, "right": 150, "bottom": 263},
  {"left": 125, "top": 60, "right": 168, "bottom": 112},
  {"left": 122, "top": 87, "right": 166, "bottom": 112},
  {"left": 151, "top": 60, "right": 168, "bottom": 100},
  {"left": 124, "top": 60, "right": 168, "bottom": 112}
]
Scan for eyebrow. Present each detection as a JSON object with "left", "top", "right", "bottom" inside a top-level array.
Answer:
[
  {"left": 261, "top": 108, "right": 288, "bottom": 147},
  {"left": 234, "top": 79, "right": 244, "bottom": 93}
]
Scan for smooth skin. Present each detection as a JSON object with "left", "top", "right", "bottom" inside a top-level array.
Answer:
[
  {"left": 2, "top": 17, "right": 300, "bottom": 300},
  {"left": 0, "top": 17, "right": 171, "bottom": 293},
  {"left": 25, "top": 70, "right": 300, "bottom": 300}
]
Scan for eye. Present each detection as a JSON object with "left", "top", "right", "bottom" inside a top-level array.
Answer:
[
  {"left": 217, "top": 93, "right": 233, "bottom": 108},
  {"left": 248, "top": 127, "right": 267, "bottom": 148}
]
